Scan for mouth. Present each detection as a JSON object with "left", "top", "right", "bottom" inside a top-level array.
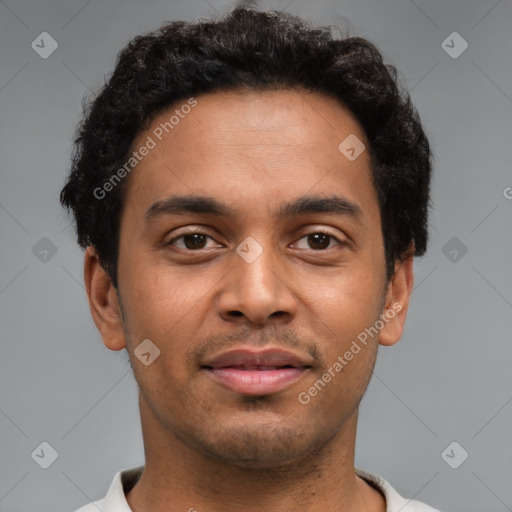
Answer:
[{"left": 201, "top": 348, "right": 313, "bottom": 396}]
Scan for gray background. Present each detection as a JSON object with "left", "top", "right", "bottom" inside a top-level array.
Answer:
[{"left": 1, "top": 0, "right": 511, "bottom": 511}]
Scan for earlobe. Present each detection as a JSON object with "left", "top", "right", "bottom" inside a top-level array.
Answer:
[
  {"left": 378, "top": 250, "right": 415, "bottom": 347},
  {"left": 84, "top": 246, "right": 127, "bottom": 351}
]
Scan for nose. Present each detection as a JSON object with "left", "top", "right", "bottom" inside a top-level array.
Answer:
[{"left": 216, "top": 241, "right": 298, "bottom": 326}]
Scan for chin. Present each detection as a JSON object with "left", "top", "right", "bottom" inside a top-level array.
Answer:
[{"left": 185, "top": 418, "right": 330, "bottom": 470}]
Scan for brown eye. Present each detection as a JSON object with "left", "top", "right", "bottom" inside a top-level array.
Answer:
[
  {"left": 168, "top": 232, "right": 218, "bottom": 250},
  {"left": 307, "top": 233, "right": 331, "bottom": 250},
  {"left": 182, "top": 233, "right": 208, "bottom": 250},
  {"left": 294, "top": 231, "right": 342, "bottom": 251}
]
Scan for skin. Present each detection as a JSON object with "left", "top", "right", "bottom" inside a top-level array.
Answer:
[{"left": 84, "top": 88, "right": 414, "bottom": 512}]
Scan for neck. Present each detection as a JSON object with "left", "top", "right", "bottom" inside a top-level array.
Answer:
[{"left": 126, "top": 398, "right": 385, "bottom": 512}]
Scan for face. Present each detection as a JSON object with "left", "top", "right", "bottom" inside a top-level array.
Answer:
[{"left": 87, "top": 88, "right": 411, "bottom": 469}]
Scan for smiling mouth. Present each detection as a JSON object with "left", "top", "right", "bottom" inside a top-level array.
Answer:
[
  {"left": 206, "top": 364, "right": 298, "bottom": 371},
  {"left": 203, "top": 366, "right": 310, "bottom": 395},
  {"left": 201, "top": 347, "right": 313, "bottom": 396}
]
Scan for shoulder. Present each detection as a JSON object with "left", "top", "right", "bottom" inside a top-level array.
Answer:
[
  {"left": 70, "top": 465, "right": 143, "bottom": 512},
  {"left": 356, "top": 468, "right": 442, "bottom": 512},
  {"left": 72, "top": 499, "right": 105, "bottom": 512}
]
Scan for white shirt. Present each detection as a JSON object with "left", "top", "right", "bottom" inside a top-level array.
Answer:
[{"left": 73, "top": 466, "right": 441, "bottom": 512}]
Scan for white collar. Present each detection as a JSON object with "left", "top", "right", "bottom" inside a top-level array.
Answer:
[{"left": 78, "top": 465, "right": 440, "bottom": 512}]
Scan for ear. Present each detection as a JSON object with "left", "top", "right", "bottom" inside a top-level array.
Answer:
[
  {"left": 84, "top": 245, "right": 126, "bottom": 351},
  {"left": 378, "top": 247, "right": 415, "bottom": 347}
]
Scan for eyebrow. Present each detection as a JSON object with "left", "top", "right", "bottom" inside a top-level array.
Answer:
[{"left": 144, "top": 194, "right": 362, "bottom": 224}]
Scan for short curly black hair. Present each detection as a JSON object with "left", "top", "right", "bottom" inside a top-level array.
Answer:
[{"left": 60, "top": 6, "right": 432, "bottom": 289}]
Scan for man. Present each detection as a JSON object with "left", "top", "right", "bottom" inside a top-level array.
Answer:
[{"left": 61, "top": 6, "right": 439, "bottom": 512}]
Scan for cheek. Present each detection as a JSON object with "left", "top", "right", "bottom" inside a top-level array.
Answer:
[
  {"left": 118, "top": 257, "right": 202, "bottom": 347},
  {"left": 301, "top": 264, "right": 384, "bottom": 327},
  {"left": 127, "top": 253, "right": 208, "bottom": 306},
  {"left": 302, "top": 278, "right": 382, "bottom": 406},
  {"left": 121, "top": 266, "right": 201, "bottom": 390},
  {"left": 301, "top": 268, "right": 385, "bottom": 386}
]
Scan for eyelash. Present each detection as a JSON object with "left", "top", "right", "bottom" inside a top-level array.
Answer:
[{"left": 166, "top": 229, "right": 345, "bottom": 252}]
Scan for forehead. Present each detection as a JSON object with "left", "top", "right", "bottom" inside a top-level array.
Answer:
[
  {"left": 151, "top": 88, "right": 366, "bottom": 150},
  {"left": 123, "top": 88, "right": 377, "bottom": 224}
]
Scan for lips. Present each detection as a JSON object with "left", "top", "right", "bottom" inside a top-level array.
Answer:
[{"left": 201, "top": 348, "right": 312, "bottom": 396}]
